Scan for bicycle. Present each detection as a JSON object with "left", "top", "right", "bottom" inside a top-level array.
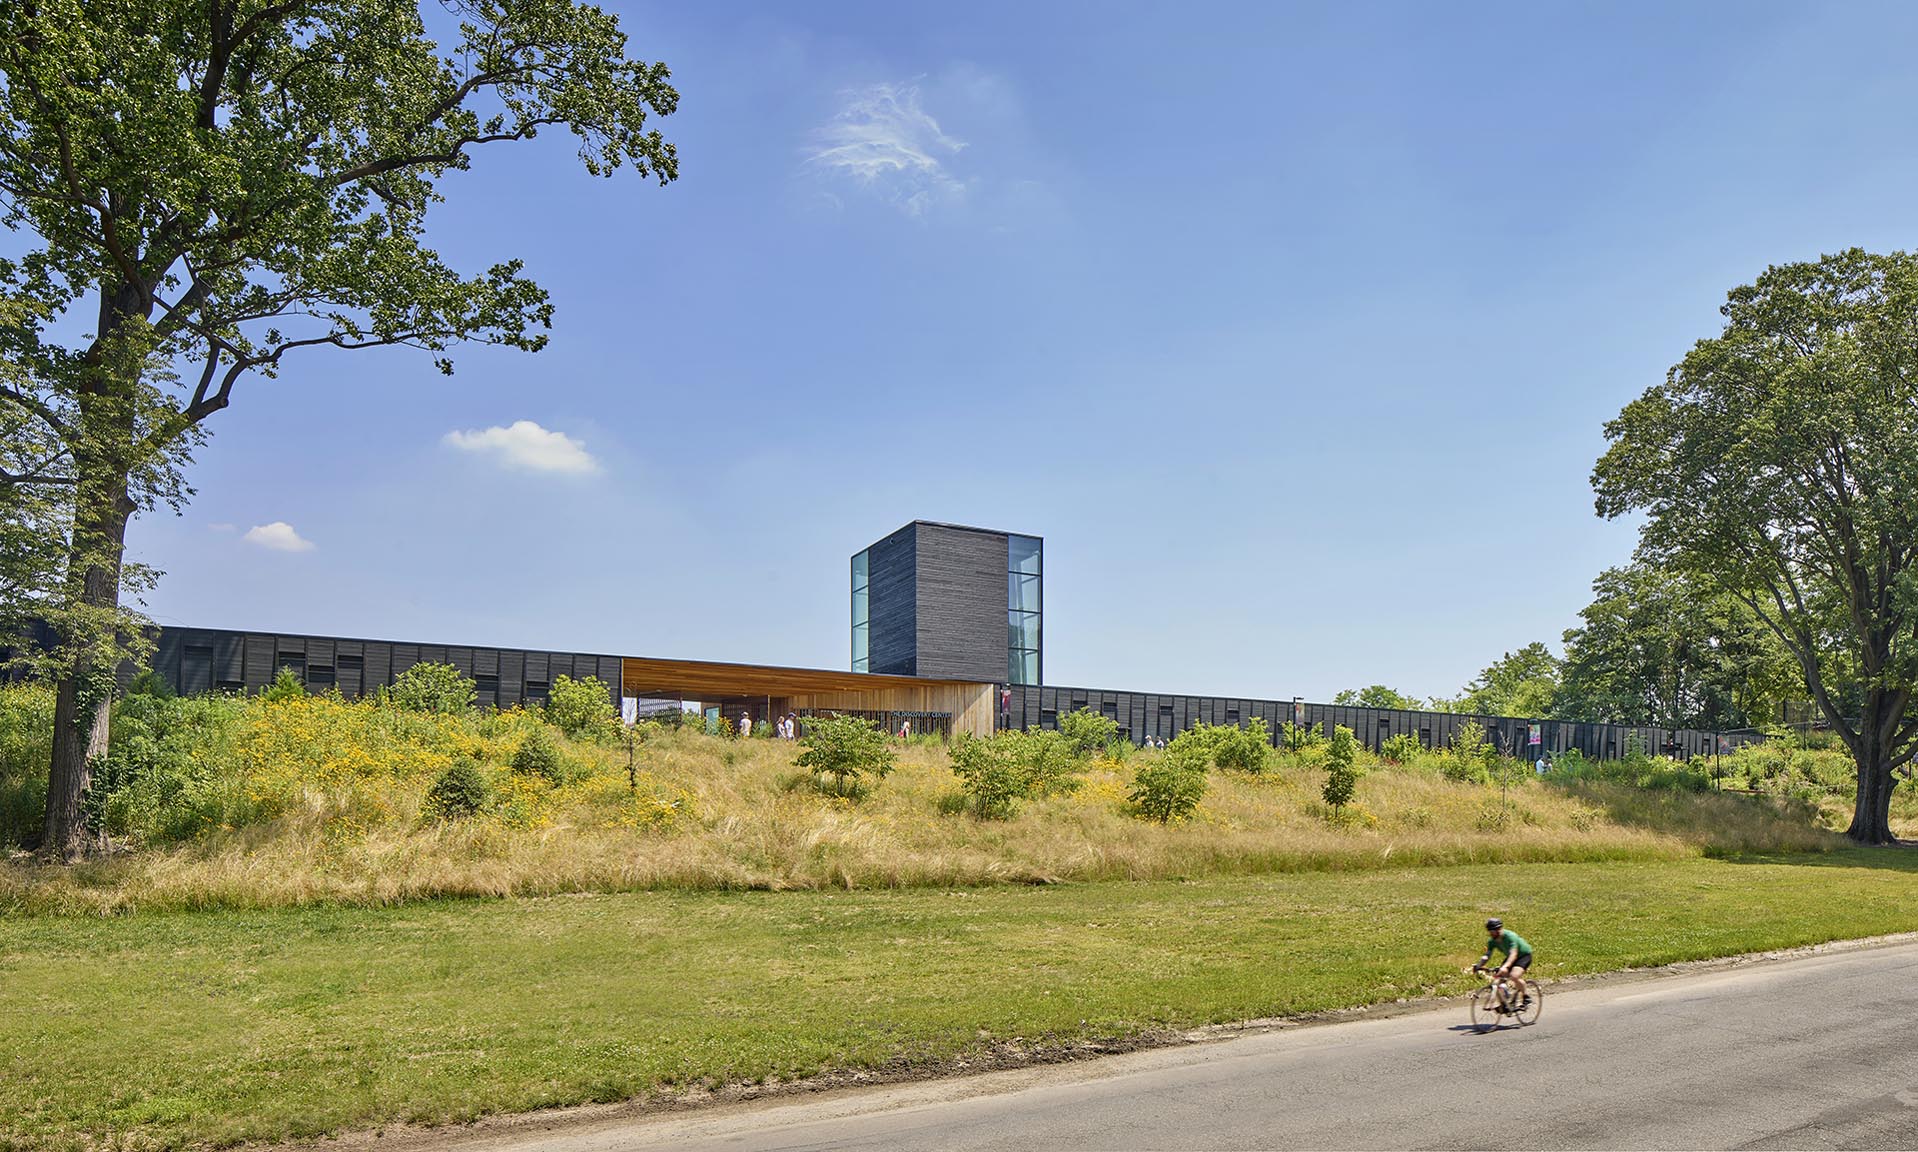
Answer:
[{"left": 1470, "top": 965, "right": 1542, "bottom": 1031}]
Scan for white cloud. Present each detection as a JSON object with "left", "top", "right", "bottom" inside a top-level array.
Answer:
[
  {"left": 442, "top": 420, "right": 599, "bottom": 475},
  {"left": 243, "top": 522, "right": 315, "bottom": 553},
  {"left": 806, "top": 83, "right": 967, "bottom": 216}
]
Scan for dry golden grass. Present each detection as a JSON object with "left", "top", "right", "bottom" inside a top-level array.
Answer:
[{"left": 0, "top": 725, "right": 1844, "bottom": 915}]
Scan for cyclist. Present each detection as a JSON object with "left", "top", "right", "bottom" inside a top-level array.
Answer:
[{"left": 1474, "top": 917, "right": 1534, "bottom": 1010}]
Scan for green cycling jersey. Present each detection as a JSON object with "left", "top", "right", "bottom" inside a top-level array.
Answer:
[{"left": 1480, "top": 928, "right": 1531, "bottom": 965}]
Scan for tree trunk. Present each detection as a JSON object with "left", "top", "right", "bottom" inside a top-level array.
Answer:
[
  {"left": 1847, "top": 743, "right": 1897, "bottom": 845},
  {"left": 1845, "top": 689, "right": 1899, "bottom": 846},
  {"left": 41, "top": 480, "right": 132, "bottom": 860}
]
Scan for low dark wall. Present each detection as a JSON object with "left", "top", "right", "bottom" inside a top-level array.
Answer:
[
  {"left": 1001, "top": 683, "right": 1763, "bottom": 762},
  {"left": 146, "top": 626, "right": 622, "bottom": 709}
]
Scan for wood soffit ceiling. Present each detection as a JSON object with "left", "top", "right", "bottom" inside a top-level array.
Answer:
[{"left": 619, "top": 656, "right": 990, "bottom": 698}]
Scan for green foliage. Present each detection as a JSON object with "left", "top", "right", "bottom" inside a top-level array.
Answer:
[
  {"left": 1128, "top": 743, "right": 1209, "bottom": 823},
  {"left": 947, "top": 734, "right": 1026, "bottom": 820},
  {"left": 0, "top": 682, "right": 55, "bottom": 845},
  {"left": 1321, "top": 725, "right": 1359, "bottom": 811},
  {"left": 0, "top": 0, "right": 680, "bottom": 854},
  {"left": 545, "top": 675, "right": 616, "bottom": 741},
  {"left": 1591, "top": 249, "right": 1918, "bottom": 843},
  {"left": 386, "top": 662, "right": 476, "bottom": 715},
  {"left": 795, "top": 714, "right": 896, "bottom": 798},
  {"left": 262, "top": 666, "right": 306, "bottom": 703},
  {"left": 1331, "top": 685, "right": 1423, "bottom": 711},
  {"left": 1442, "top": 720, "right": 1494, "bottom": 784},
  {"left": 1447, "top": 643, "right": 1561, "bottom": 718},
  {"left": 425, "top": 761, "right": 491, "bottom": 820},
  {"left": 1557, "top": 560, "right": 1795, "bottom": 730},
  {"left": 511, "top": 726, "right": 564, "bottom": 783},
  {"left": 1057, "top": 708, "right": 1120, "bottom": 757},
  {"left": 1168, "top": 723, "right": 1227, "bottom": 760},
  {"left": 1551, "top": 750, "right": 1713, "bottom": 794},
  {"left": 1279, "top": 720, "right": 1325, "bottom": 751},
  {"left": 1004, "top": 728, "right": 1083, "bottom": 797},
  {"left": 1211, "top": 718, "right": 1272, "bottom": 774},
  {"left": 86, "top": 691, "right": 245, "bottom": 843},
  {"left": 1379, "top": 732, "right": 1423, "bottom": 765}
]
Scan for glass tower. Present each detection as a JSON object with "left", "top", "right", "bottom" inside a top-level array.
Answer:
[
  {"left": 851, "top": 548, "right": 869, "bottom": 672},
  {"left": 1007, "top": 534, "right": 1041, "bottom": 685}
]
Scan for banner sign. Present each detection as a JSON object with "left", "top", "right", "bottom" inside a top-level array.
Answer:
[{"left": 1528, "top": 723, "right": 1542, "bottom": 746}]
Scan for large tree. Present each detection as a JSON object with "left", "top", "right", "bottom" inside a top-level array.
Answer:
[
  {"left": 1331, "top": 685, "right": 1423, "bottom": 711},
  {"left": 0, "top": 0, "right": 677, "bottom": 857},
  {"left": 1432, "top": 642, "right": 1561, "bottom": 718},
  {"left": 1594, "top": 249, "right": 1918, "bottom": 844},
  {"left": 1556, "top": 560, "right": 1798, "bottom": 731}
]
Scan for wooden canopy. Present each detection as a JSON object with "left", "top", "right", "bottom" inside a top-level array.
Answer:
[{"left": 619, "top": 655, "right": 986, "bottom": 700}]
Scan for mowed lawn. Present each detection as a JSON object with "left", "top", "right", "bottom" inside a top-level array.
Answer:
[{"left": 4, "top": 851, "right": 1917, "bottom": 1149}]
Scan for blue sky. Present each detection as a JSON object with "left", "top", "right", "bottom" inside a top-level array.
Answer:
[{"left": 129, "top": 0, "right": 1918, "bottom": 701}]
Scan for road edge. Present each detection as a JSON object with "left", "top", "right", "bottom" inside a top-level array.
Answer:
[{"left": 293, "top": 929, "right": 1918, "bottom": 1152}]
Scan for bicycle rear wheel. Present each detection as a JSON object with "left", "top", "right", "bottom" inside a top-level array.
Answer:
[
  {"left": 1469, "top": 985, "right": 1506, "bottom": 1031},
  {"left": 1512, "top": 980, "right": 1543, "bottom": 1026}
]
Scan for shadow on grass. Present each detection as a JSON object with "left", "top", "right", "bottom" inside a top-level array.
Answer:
[
  {"left": 1715, "top": 843, "right": 1918, "bottom": 872},
  {"left": 1545, "top": 778, "right": 1843, "bottom": 856}
]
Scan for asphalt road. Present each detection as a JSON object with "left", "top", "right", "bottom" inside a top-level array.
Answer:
[{"left": 445, "top": 941, "right": 1918, "bottom": 1151}]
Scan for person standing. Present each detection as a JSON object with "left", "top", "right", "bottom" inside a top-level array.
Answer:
[{"left": 739, "top": 711, "right": 752, "bottom": 738}]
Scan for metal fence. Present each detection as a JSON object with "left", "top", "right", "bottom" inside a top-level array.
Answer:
[{"left": 797, "top": 709, "right": 953, "bottom": 742}]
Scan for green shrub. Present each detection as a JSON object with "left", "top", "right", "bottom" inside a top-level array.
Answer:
[
  {"left": 1213, "top": 718, "right": 1272, "bottom": 774},
  {"left": 1379, "top": 732, "right": 1422, "bottom": 765},
  {"left": 1006, "top": 728, "right": 1083, "bottom": 797},
  {"left": 425, "top": 760, "right": 490, "bottom": 819},
  {"left": 1279, "top": 720, "right": 1325, "bottom": 751},
  {"left": 1322, "top": 724, "right": 1358, "bottom": 812},
  {"left": 1442, "top": 719, "right": 1494, "bottom": 784},
  {"left": 795, "top": 713, "right": 896, "bottom": 798},
  {"left": 0, "top": 682, "right": 55, "bottom": 846},
  {"left": 947, "top": 734, "right": 1026, "bottom": 819},
  {"left": 386, "top": 662, "right": 476, "bottom": 715},
  {"left": 1057, "top": 708, "right": 1120, "bottom": 757},
  {"left": 1129, "top": 743, "right": 1208, "bottom": 823},
  {"left": 1168, "top": 723, "right": 1227, "bottom": 762},
  {"left": 511, "top": 726, "right": 563, "bottom": 782},
  {"left": 545, "top": 674, "right": 616, "bottom": 742},
  {"left": 86, "top": 691, "right": 246, "bottom": 844},
  {"left": 261, "top": 666, "right": 305, "bottom": 702}
]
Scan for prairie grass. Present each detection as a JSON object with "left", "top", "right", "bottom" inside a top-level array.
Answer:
[{"left": 0, "top": 693, "right": 1847, "bottom": 913}]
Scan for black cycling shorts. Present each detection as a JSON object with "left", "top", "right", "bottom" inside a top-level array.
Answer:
[{"left": 1510, "top": 951, "right": 1535, "bottom": 970}]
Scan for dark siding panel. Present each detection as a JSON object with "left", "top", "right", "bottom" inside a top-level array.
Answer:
[
  {"left": 243, "top": 634, "right": 275, "bottom": 690},
  {"left": 499, "top": 650, "right": 524, "bottom": 707},
  {"left": 365, "top": 643, "right": 392, "bottom": 691},
  {"left": 866, "top": 525, "right": 918, "bottom": 676},
  {"left": 213, "top": 633, "right": 244, "bottom": 690},
  {"left": 913, "top": 524, "right": 1008, "bottom": 684},
  {"left": 153, "top": 630, "right": 184, "bottom": 690}
]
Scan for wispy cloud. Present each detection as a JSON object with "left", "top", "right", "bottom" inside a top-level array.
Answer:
[
  {"left": 443, "top": 420, "right": 599, "bottom": 475},
  {"left": 806, "top": 83, "right": 967, "bottom": 216},
  {"left": 243, "top": 522, "right": 315, "bottom": 553}
]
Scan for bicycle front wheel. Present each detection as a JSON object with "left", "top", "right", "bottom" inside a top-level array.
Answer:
[
  {"left": 1513, "top": 980, "right": 1543, "bottom": 1026},
  {"left": 1469, "top": 985, "right": 1506, "bottom": 1032}
]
